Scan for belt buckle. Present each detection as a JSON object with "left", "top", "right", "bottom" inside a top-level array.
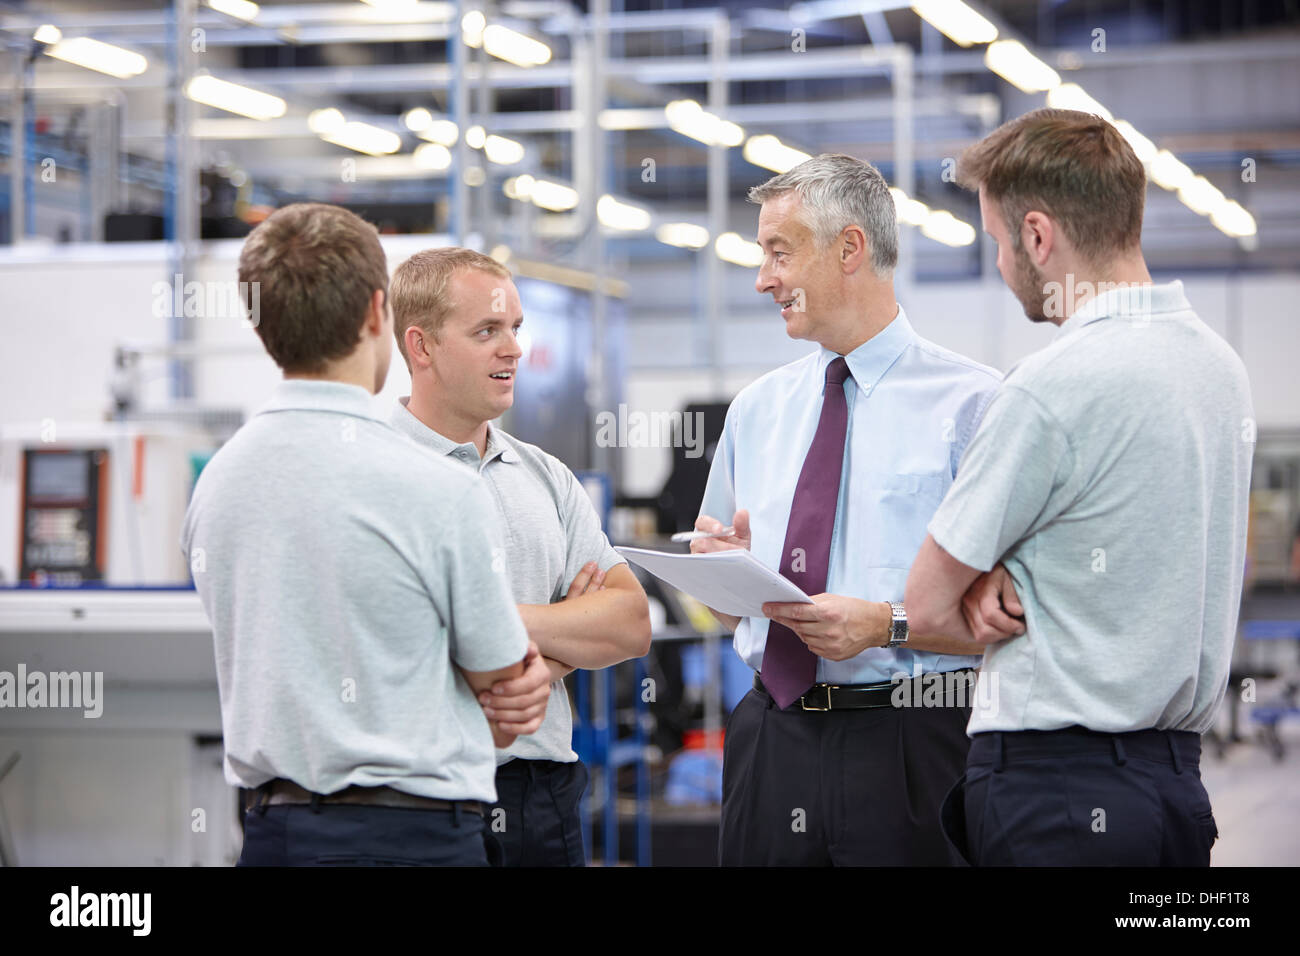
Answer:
[{"left": 800, "top": 684, "right": 836, "bottom": 711}]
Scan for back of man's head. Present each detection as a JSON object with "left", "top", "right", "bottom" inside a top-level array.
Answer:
[
  {"left": 390, "top": 247, "right": 513, "bottom": 369},
  {"left": 747, "top": 153, "right": 898, "bottom": 279},
  {"left": 957, "top": 108, "right": 1146, "bottom": 267},
  {"left": 238, "top": 202, "right": 388, "bottom": 373}
]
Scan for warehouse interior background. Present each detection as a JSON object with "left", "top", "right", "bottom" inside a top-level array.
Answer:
[{"left": 0, "top": 0, "right": 1297, "bottom": 866}]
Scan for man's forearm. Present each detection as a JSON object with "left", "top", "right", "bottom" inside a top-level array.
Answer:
[
  {"left": 707, "top": 607, "right": 741, "bottom": 633},
  {"left": 518, "top": 589, "right": 651, "bottom": 668},
  {"left": 905, "top": 612, "right": 983, "bottom": 654},
  {"left": 903, "top": 535, "right": 988, "bottom": 654}
]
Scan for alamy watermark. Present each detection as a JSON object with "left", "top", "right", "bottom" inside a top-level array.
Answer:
[
  {"left": 151, "top": 273, "right": 260, "bottom": 327},
  {"left": 0, "top": 664, "right": 103, "bottom": 718},
  {"left": 891, "top": 669, "right": 998, "bottom": 716},
  {"left": 1043, "top": 276, "right": 1152, "bottom": 321},
  {"left": 594, "top": 404, "right": 705, "bottom": 458}
]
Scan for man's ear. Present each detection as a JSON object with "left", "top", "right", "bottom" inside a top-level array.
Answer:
[
  {"left": 404, "top": 323, "right": 431, "bottom": 369},
  {"left": 840, "top": 224, "right": 868, "bottom": 273},
  {"left": 1021, "top": 211, "right": 1055, "bottom": 267},
  {"left": 363, "top": 288, "right": 387, "bottom": 337}
]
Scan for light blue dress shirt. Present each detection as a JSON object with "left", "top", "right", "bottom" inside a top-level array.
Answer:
[{"left": 698, "top": 306, "right": 1003, "bottom": 684}]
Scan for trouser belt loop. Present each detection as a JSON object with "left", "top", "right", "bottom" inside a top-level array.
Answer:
[
  {"left": 1111, "top": 737, "right": 1127, "bottom": 766},
  {"left": 993, "top": 732, "right": 1005, "bottom": 773},
  {"left": 452, "top": 802, "right": 462, "bottom": 828},
  {"left": 1168, "top": 733, "right": 1183, "bottom": 774},
  {"left": 309, "top": 791, "right": 322, "bottom": 815},
  {"left": 256, "top": 782, "right": 272, "bottom": 816}
]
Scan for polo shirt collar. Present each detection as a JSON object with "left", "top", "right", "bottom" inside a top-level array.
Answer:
[
  {"left": 1058, "top": 279, "right": 1191, "bottom": 337},
  {"left": 820, "top": 304, "right": 916, "bottom": 392},
  {"left": 259, "top": 378, "right": 385, "bottom": 422},
  {"left": 390, "top": 397, "right": 520, "bottom": 466}
]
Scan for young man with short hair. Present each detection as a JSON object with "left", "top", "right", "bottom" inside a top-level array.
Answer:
[
  {"left": 388, "top": 247, "right": 651, "bottom": 867},
  {"left": 183, "top": 203, "right": 550, "bottom": 866},
  {"left": 905, "top": 109, "right": 1254, "bottom": 866}
]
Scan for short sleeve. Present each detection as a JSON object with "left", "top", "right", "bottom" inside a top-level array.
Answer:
[
  {"left": 557, "top": 465, "right": 624, "bottom": 598},
  {"left": 442, "top": 481, "right": 530, "bottom": 671},
  {"left": 927, "top": 384, "right": 1078, "bottom": 572},
  {"left": 698, "top": 399, "right": 739, "bottom": 526}
]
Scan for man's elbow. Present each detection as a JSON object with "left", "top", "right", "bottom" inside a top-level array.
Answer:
[{"left": 624, "top": 594, "right": 653, "bottom": 658}]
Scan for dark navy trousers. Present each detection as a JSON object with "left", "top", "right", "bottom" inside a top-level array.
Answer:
[
  {"left": 941, "top": 726, "right": 1219, "bottom": 866},
  {"left": 237, "top": 802, "right": 491, "bottom": 866},
  {"left": 486, "top": 758, "right": 589, "bottom": 867}
]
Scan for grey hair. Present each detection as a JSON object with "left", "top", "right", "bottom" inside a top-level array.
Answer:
[{"left": 747, "top": 153, "right": 898, "bottom": 278}]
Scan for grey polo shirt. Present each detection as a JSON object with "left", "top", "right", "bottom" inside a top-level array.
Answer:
[
  {"left": 389, "top": 398, "right": 625, "bottom": 765},
  {"left": 182, "top": 379, "right": 528, "bottom": 802},
  {"left": 928, "top": 281, "right": 1254, "bottom": 735}
]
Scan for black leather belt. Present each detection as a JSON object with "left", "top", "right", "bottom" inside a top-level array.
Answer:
[
  {"left": 242, "top": 778, "right": 484, "bottom": 816},
  {"left": 754, "top": 669, "right": 976, "bottom": 711}
]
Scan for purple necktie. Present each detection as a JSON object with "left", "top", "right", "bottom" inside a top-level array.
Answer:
[{"left": 760, "top": 356, "right": 852, "bottom": 709}]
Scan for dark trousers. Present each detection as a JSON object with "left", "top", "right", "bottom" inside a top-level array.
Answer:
[
  {"left": 238, "top": 802, "right": 490, "bottom": 866},
  {"left": 940, "top": 726, "right": 1218, "bottom": 866},
  {"left": 486, "top": 758, "right": 589, "bottom": 867},
  {"left": 719, "top": 685, "right": 972, "bottom": 866}
]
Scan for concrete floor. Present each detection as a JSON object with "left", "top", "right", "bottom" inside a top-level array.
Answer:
[{"left": 1201, "top": 715, "right": 1300, "bottom": 866}]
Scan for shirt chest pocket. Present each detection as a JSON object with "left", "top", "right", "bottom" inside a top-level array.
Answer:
[{"left": 849, "top": 472, "right": 949, "bottom": 570}]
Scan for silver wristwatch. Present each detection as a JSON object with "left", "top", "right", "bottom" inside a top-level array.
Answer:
[{"left": 887, "top": 601, "right": 909, "bottom": 647}]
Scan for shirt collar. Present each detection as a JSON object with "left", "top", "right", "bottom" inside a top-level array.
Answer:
[
  {"left": 389, "top": 397, "right": 520, "bottom": 467},
  {"left": 820, "top": 304, "right": 916, "bottom": 392},
  {"left": 258, "top": 379, "right": 385, "bottom": 422},
  {"left": 1057, "top": 279, "right": 1191, "bottom": 337}
]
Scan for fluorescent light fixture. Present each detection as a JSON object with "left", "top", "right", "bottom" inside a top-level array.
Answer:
[
  {"left": 1177, "top": 176, "right": 1225, "bottom": 216},
  {"left": 464, "top": 166, "right": 486, "bottom": 187},
  {"left": 597, "top": 195, "right": 651, "bottom": 231},
  {"left": 207, "top": 0, "right": 259, "bottom": 22},
  {"left": 419, "top": 120, "right": 459, "bottom": 146},
  {"left": 413, "top": 143, "right": 452, "bottom": 171},
  {"left": 503, "top": 174, "right": 535, "bottom": 200},
  {"left": 185, "top": 74, "right": 285, "bottom": 120},
  {"left": 666, "top": 99, "right": 744, "bottom": 148},
  {"left": 910, "top": 0, "right": 997, "bottom": 47},
  {"left": 1149, "top": 149, "right": 1195, "bottom": 192},
  {"left": 308, "top": 108, "right": 345, "bottom": 134},
  {"left": 403, "top": 107, "right": 433, "bottom": 132},
  {"left": 45, "top": 37, "right": 148, "bottom": 79},
  {"left": 321, "top": 121, "right": 402, "bottom": 156},
  {"left": 1045, "top": 83, "right": 1113, "bottom": 122},
  {"left": 483, "top": 134, "right": 525, "bottom": 165},
  {"left": 1210, "top": 200, "right": 1256, "bottom": 238},
  {"left": 889, "top": 187, "right": 930, "bottom": 227},
  {"left": 715, "top": 232, "right": 764, "bottom": 267},
  {"left": 529, "top": 179, "right": 579, "bottom": 211},
  {"left": 921, "top": 209, "right": 977, "bottom": 246},
  {"left": 743, "top": 135, "right": 811, "bottom": 174},
  {"left": 1111, "top": 120, "right": 1157, "bottom": 164},
  {"left": 363, "top": 0, "right": 419, "bottom": 8},
  {"left": 656, "top": 223, "right": 710, "bottom": 250},
  {"left": 483, "top": 24, "right": 551, "bottom": 67},
  {"left": 462, "top": 10, "right": 486, "bottom": 46},
  {"left": 33, "top": 25, "right": 62, "bottom": 44},
  {"left": 465, "top": 125, "right": 487, "bottom": 149},
  {"left": 984, "top": 39, "right": 1059, "bottom": 93}
]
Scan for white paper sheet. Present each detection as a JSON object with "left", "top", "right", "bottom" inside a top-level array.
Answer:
[{"left": 615, "top": 546, "right": 813, "bottom": 618}]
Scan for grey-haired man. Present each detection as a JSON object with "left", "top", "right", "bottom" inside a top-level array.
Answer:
[{"left": 693, "top": 155, "right": 1002, "bottom": 865}]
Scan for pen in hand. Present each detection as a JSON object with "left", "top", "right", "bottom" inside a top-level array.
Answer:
[{"left": 670, "top": 527, "right": 737, "bottom": 543}]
